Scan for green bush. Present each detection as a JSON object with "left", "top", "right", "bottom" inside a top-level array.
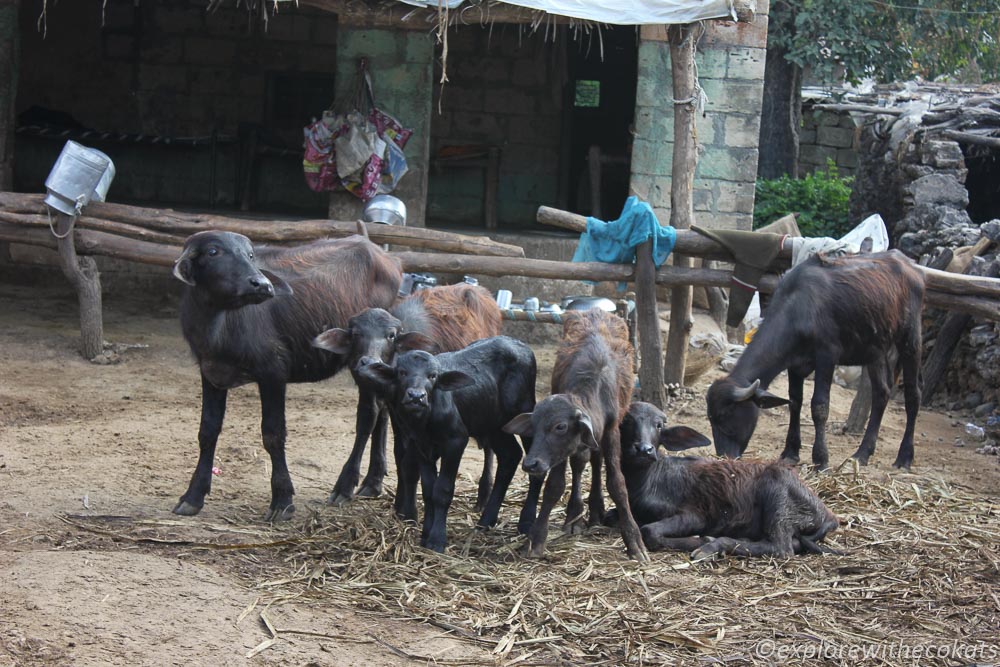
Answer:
[{"left": 753, "top": 160, "right": 854, "bottom": 238}]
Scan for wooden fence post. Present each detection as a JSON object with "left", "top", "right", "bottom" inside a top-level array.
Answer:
[
  {"left": 663, "top": 24, "right": 697, "bottom": 386},
  {"left": 53, "top": 212, "right": 105, "bottom": 359}
]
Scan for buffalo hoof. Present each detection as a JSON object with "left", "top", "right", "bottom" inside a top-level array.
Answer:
[
  {"left": 691, "top": 540, "right": 724, "bottom": 561},
  {"left": 520, "top": 541, "right": 545, "bottom": 559},
  {"left": 563, "top": 518, "right": 586, "bottom": 536},
  {"left": 891, "top": 459, "right": 912, "bottom": 471},
  {"left": 422, "top": 540, "right": 446, "bottom": 554},
  {"left": 328, "top": 491, "right": 353, "bottom": 506},
  {"left": 629, "top": 546, "right": 651, "bottom": 564},
  {"left": 516, "top": 518, "right": 535, "bottom": 535},
  {"left": 172, "top": 500, "right": 203, "bottom": 516},
  {"left": 812, "top": 461, "right": 831, "bottom": 472},
  {"left": 356, "top": 482, "right": 382, "bottom": 499},
  {"left": 264, "top": 503, "right": 295, "bottom": 522},
  {"left": 779, "top": 451, "right": 800, "bottom": 465},
  {"left": 851, "top": 451, "right": 872, "bottom": 466}
]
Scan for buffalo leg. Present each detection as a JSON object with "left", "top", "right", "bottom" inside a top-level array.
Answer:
[
  {"left": 477, "top": 433, "right": 521, "bottom": 529},
  {"left": 892, "top": 335, "right": 922, "bottom": 470},
  {"left": 639, "top": 511, "right": 705, "bottom": 550},
  {"left": 603, "top": 428, "right": 650, "bottom": 562},
  {"left": 357, "top": 405, "right": 389, "bottom": 497},
  {"left": 424, "top": 444, "right": 465, "bottom": 553},
  {"left": 174, "top": 374, "right": 228, "bottom": 516},
  {"left": 525, "top": 462, "right": 566, "bottom": 558},
  {"left": 475, "top": 445, "right": 495, "bottom": 514},
  {"left": 259, "top": 381, "right": 295, "bottom": 521},
  {"left": 644, "top": 536, "right": 709, "bottom": 552},
  {"left": 418, "top": 459, "right": 437, "bottom": 545},
  {"left": 587, "top": 449, "right": 605, "bottom": 526},
  {"left": 518, "top": 475, "right": 543, "bottom": 535},
  {"left": 395, "top": 433, "right": 419, "bottom": 522},
  {"left": 852, "top": 355, "right": 891, "bottom": 465},
  {"left": 809, "top": 354, "right": 836, "bottom": 470},
  {"left": 779, "top": 369, "right": 806, "bottom": 463},
  {"left": 563, "top": 451, "right": 588, "bottom": 535},
  {"left": 692, "top": 534, "right": 795, "bottom": 559},
  {"left": 329, "top": 389, "right": 381, "bottom": 505}
]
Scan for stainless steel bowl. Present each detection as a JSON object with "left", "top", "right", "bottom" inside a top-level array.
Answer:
[
  {"left": 564, "top": 296, "right": 617, "bottom": 312},
  {"left": 362, "top": 194, "right": 407, "bottom": 226}
]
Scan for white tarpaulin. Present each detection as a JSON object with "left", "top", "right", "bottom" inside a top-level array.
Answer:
[{"left": 399, "top": 0, "right": 738, "bottom": 25}]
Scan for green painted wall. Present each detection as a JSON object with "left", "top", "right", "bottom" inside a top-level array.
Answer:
[
  {"left": 631, "top": 16, "right": 768, "bottom": 232},
  {"left": 327, "top": 27, "right": 434, "bottom": 227}
]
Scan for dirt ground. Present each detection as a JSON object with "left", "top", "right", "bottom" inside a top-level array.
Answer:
[{"left": 1, "top": 282, "right": 998, "bottom": 666}]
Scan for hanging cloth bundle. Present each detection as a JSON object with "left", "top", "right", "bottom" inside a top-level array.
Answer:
[{"left": 302, "top": 58, "right": 413, "bottom": 201}]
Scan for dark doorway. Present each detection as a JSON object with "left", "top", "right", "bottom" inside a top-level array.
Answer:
[
  {"left": 962, "top": 147, "right": 1000, "bottom": 225},
  {"left": 561, "top": 27, "right": 638, "bottom": 221}
]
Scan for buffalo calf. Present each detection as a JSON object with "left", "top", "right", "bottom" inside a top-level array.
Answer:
[
  {"left": 314, "top": 283, "right": 503, "bottom": 510},
  {"left": 359, "top": 336, "right": 536, "bottom": 553},
  {"left": 172, "top": 231, "right": 401, "bottom": 520},
  {"left": 504, "top": 309, "right": 648, "bottom": 562},
  {"left": 617, "top": 402, "right": 839, "bottom": 559},
  {"left": 707, "top": 250, "right": 924, "bottom": 470}
]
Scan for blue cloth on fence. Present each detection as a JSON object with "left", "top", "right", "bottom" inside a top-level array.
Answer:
[{"left": 571, "top": 197, "right": 676, "bottom": 287}]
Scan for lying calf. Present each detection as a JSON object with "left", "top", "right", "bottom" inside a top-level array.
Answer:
[{"left": 613, "top": 402, "right": 840, "bottom": 559}]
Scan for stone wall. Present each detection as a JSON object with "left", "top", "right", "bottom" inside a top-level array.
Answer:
[
  {"left": 14, "top": 1, "right": 337, "bottom": 214},
  {"left": 798, "top": 106, "right": 858, "bottom": 177},
  {"left": 631, "top": 7, "right": 769, "bottom": 232},
  {"left": 852, "top": 115, "right": 1000, "bottom": 414}
]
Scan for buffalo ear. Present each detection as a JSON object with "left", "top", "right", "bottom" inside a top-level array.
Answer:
[
  {"left": 172, "top": 248, "right": 196, "bottom": 286},
  {"left": 436, "top": 370, "right": 474, "bottom": 392},
  {"left": 575, "top": 409, "right": 600, "bottom": 452},
  {"left": 753, "top": 388, "right": 790, "bottom": 410},
  {"left": 357, "top": 361, "right": 396, "bottom": 390},
  {"left": 313, "top": 328, "right": 352, "bottom": 355},
  {"left": 395, "top": 332, "right": 440, "bottom": 355},
  {"left": 503, "top": 412, "right": 535, "bottom": 438},
  {"left": 260, "top": 270, "right": 293, "bottom": 296},
  {"left": 660, "top": 425, "right": 712, "bottom": 452}
]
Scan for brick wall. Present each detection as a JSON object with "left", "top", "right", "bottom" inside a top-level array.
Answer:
[
  {"left": 631, "top": 6, "right": 769, "bottom": 231},
  {"left": 14, "top": 0, "right": 338, "bottom": 214},
  {"left": 799, "top": 106, "right": 859, "bottom": 177}
]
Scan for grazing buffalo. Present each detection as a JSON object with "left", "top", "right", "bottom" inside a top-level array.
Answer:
[{"left": 707, "top": 251, "right": 924, "bottom": 469}]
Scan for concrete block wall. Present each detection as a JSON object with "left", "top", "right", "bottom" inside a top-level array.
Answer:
[
  {"left": 631, "top": 5, "right": 769, "bottom": 231},
  {"left": 426, "top": 27, "right": 563, "bottom": 229},
  {"left": 799, "top": 106, "right": 859, "bottom": 177},
  {"left": 327, "top": 26, "right": 434, "bottom": 228},
  {"left": 14, "top": 1, "right": 338, "bottom": 214}
]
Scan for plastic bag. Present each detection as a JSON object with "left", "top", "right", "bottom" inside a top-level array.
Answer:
[
  {"left": 301, "top": 59, "right": 414, "bottom": 200},
  {"left": 335, "top": 112, "right": 380, "bottom": 180}
]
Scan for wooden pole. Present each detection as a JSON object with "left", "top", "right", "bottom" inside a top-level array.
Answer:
[
  {"left": 663, "top": 24, "right": 697, "bottom": 387},
  {"left": 0, "top": 192, "right": 525, "bottom": 257},
  {"left": 635, "top": 239, "right": 667, "bottom": 406},
  {"left": 51, "top": 213, "right": 105, "bottom": 359},
  {"left": 537, "top": 205, "right": 757, "bottom": 263},
  {"left": 922, "top": 261, "right": 1000, "bottom": 403}
]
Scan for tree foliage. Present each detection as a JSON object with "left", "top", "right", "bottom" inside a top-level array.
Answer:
[
  {"left": 769, "top": 0, "right": 1000, "bottom": 84},
  {"left": 753, "top": 160, "right": 854, "bottom": 238}
]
